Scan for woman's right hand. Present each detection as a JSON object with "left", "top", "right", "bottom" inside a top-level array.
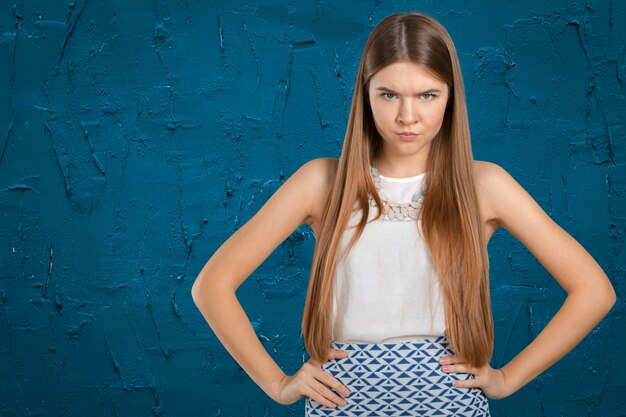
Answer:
[{"left": 273, "top": 350, "right": 351, "bottom": 408}]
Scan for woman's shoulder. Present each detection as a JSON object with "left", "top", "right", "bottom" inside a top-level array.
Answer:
[
  {"left": 472, "top": 160, "right": 526, "bottom": 194},
  {"left": 472, "top": 160, "right": 527, "bottom": 227},
  {"left": 303, "top": 157, "right": 339, "bottom": 180},
  {"left": 292, "top": 157, "right": 339, "bottom": 231},
  {"left": 474, "top": 161, "right": 536, "bottom": 229},
  {"left": 295, "top": 157, "right": 339, "bottom": 194},
  {"left": 472, "top": 160, "right": 509, "bottom": 185}
]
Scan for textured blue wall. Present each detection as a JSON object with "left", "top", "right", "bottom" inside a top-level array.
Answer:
[{"left": 0, "top": 0, "right": 624, "bottom": 416}]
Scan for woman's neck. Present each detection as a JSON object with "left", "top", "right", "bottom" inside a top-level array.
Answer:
[{"left": 372, "top": 155, "right": 428, "bottom": 178}]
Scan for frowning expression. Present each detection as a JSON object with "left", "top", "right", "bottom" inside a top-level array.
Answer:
[{"left": 367, "top": 62, "right": 450, "bottom": 157}]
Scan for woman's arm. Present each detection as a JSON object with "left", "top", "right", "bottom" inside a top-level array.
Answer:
[
  {"left": 442, "top": 161, "right": 616, "bottom": 398},
  {"left": 478, "top": 161, "right": 616, "bottom": 396},
  {"left": 191, "top": 157, "right": 335, "bottom": 401}
]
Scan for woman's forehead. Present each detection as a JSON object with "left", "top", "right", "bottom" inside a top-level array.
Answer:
[{"left": 369, "top": 62, "right": 448, "bottom": 93}]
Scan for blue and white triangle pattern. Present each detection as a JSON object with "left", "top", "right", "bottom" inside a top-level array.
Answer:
[{"left": 305, "top": 336, "right": 490, "bottom": 416}]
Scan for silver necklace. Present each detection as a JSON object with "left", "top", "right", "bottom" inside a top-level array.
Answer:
[{"left": 368, "top": 165, "right": 426, "bottom": 221}]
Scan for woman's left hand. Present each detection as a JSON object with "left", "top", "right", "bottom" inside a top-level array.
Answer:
[{"left": 439, "top": 355, "right": 511, "bottom": 400}]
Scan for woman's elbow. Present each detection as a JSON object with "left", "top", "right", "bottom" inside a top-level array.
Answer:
[
  {"left": 191, "top": 273, "right": 232, "bottom": 309},
  {"left": 573, "top": 275, "right": 617, "bottom": 319},
  {"left": 593, "top": 277, "right": 617, "bottom": 317},
  {"left": 191, "top": 274, "right": 207, "bottom": 306},
  {"left": 602, "top": 280, "right": 617, "bottom": 313}
]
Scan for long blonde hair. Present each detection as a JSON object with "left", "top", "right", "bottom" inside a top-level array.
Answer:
[{"left": 301, "top": 12, "right": 493, "bottom": 368}]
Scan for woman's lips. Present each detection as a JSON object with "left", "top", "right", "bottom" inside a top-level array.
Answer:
[{"left": 397, "top": 132, "right": 418, "bottom": 140}]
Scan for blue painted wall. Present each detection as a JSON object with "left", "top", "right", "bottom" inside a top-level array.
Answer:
[{"left": 0, "top": 0, "right": 624, "bottom": 415}]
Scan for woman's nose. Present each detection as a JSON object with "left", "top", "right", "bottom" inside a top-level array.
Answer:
[{"left": 397, "top": 99, "right": 418, "bottom": 125}]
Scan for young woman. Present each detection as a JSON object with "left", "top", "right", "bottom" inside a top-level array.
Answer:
[{"left": 191, "top": 12, "right": 615, "bottom": 416}]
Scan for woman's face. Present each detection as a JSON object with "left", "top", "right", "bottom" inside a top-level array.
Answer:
[{"left": 367, "top": 62, "right": 449, "bottom": 160}]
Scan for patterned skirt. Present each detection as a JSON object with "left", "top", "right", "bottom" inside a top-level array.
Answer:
[{"left": 305, "top": 336, "right": 490, "bottom": 416}]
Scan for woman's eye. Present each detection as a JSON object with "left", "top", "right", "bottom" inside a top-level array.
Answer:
[
  {"left": 382, "top": 92, "right": 396, "bottom": 100},
  {"left": 421, "top": 93, "right": 436, "bottom": 100}
]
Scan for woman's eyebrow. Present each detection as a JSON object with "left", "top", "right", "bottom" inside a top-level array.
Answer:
[{"left": 375, "top": 86, "right": 442, "bottom": 94}]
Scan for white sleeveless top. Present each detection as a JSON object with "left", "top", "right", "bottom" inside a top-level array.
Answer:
[{"left": 331, "top": 168, "right": 446, "bottom": 344}]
